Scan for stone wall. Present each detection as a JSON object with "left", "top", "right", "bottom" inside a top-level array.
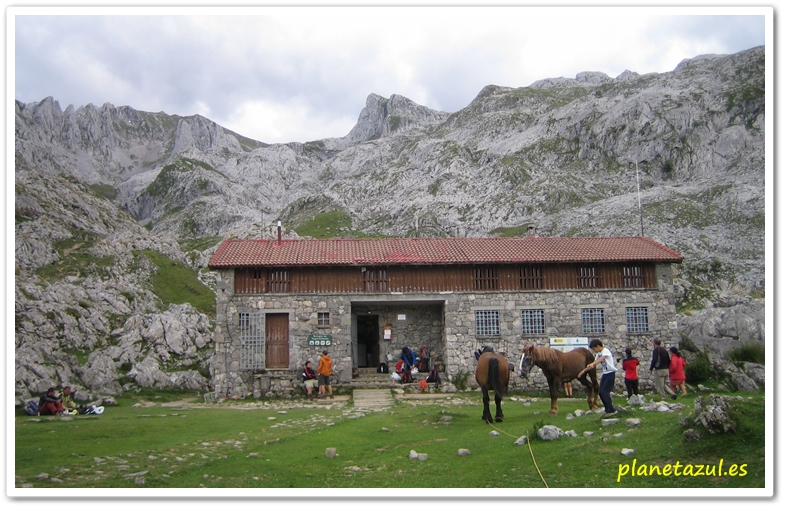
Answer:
[{"left": 213, "top": 263, "right": 679, "bottom": 397}]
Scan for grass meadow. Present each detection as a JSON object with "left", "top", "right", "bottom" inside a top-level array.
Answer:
[{"left": 14, "top": 388, "right": 766, "bottom": 490}]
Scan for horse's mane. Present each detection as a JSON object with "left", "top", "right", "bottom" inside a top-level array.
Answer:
[{"left": 531, "top": 345, "right": 559, "bottom": 364}]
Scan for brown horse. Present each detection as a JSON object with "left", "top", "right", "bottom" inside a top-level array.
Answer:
[
  {"left": 519, "top": 344, "right": 598, "bottom": 416},
  {"left": 475, "top": 349, "right": 510, "bottom": 423}
]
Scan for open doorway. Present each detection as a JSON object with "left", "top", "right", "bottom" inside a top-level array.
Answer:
[{"left": 356, "top": 315, "right": 380, "bottom": 368}]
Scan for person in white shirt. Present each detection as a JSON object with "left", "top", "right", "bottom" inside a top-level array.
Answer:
[{"left": 579, "top": 339, "right": 618, "bottom": 416}]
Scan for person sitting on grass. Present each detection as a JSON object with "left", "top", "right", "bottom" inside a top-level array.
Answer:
[
  {"left": 61, "top": 386, "right": 78, "bottom": 415},
  {"left": 38, "top": 387, "right": 66, "bottom": 416}
]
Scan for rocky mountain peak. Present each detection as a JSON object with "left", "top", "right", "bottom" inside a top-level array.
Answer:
[{"left": 341, "top": 93, "right": 450, "bottom": 145}]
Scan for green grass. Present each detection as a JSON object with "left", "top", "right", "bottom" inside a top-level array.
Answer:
[
  {"left": 294, "top": 210, "right": 355, "bottom": 238},
  {"left": 133, "top": 249, "right": 215, "bottom": 316},
  {"left": 34, "top": 231, "right": 115, "bottom": 282},
  {"left": 14, "top": 389, "right": 766, "bottom": 489}
]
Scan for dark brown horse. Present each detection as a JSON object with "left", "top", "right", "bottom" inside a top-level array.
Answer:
[
  {"left": 475, "top": 349, "right": 510, "bottom": 423},
  {"left": 519, "top": 344, "right": 598, "bottom": 416}
]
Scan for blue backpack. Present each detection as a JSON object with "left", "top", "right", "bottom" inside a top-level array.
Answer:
[{"left": 24, "top": 400, "right": 38, "bottom": 416}]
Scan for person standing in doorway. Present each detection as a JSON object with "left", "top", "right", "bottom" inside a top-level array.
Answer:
[
  {"left": 649, "top": 339, "right": 677, "bottom": 400},
  {"left": 622, "top": 348, "right": 640, "bottom": 398},
  {"left": 579, "top": 339, "right": 618, "bottom": 416},
  {"left": 317, "top": 350, "right": 334, "bottom": 399}
]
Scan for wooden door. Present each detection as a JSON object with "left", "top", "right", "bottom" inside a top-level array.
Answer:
[{"left": 265, "top": 313, "right": 289, "bottom": 368}]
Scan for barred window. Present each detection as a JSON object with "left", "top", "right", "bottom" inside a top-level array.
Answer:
[
  {"left": 363, "top": 268, "right": 388, "bottom": 292},
  {"left": 521, "top": 309, "right": 546, "bottom": 335},
  {"left": 318, "top": 312, "right": 330, "bottom": 326},
  {"left": 475, "top": 310, "right": 501, "bottom": 336},
  {"left": 626, "top": 307, "right": 649, "bottom": 333},
  {"left": 520, "top": 265, "right": 543, "bottom": 289},
  {"left": 238, "top": 312, "right": 265, "bottom": 370},
  {"left": 577, "top": 265, "right": 600, "bottom": 288},
  {"left": 623, "top": 265, "right": 644, "bottom": 287},
  {"left": 474, "top": 266, "right": 499, "bottom": 290},
  {"left": 266, "top": 269, "right": 291, "bottom": 293},
  {"left": 581, "top": 308, "right": 606, "bottom": 334}
]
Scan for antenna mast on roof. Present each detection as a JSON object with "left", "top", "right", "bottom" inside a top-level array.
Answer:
[{"left": 635, "top": 160, "right": 644, "bottom": 236}]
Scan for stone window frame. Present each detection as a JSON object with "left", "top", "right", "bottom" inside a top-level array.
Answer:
[{"left": 317, "top": 311, "right": 330, "bottom": 327}]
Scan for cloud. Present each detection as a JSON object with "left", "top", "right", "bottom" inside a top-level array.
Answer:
[
  {"left": 222, "top": 97, "right": 357, "bottom": 144},
  {"left": 13, "top": 8, "right": 766, "bottom": 143}
]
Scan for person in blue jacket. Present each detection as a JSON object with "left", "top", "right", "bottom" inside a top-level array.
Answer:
[{"left": 401, "top": 347, "right": 417, "bottom": 383}]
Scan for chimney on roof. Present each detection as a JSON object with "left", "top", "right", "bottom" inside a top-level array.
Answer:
[
  {"left": 527, "top": 225, "right": 537, "bottom": 237},
  {"left": 277, "top": 220, "right": 282, "bottom": 245}
]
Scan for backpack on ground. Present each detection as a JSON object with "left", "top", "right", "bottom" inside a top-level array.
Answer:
[
  {"left": 24, "top": 400, "right": 38, "bottom": 416},
  {"left": 377, "top": 362, "right": 389, "bottom": 373}
]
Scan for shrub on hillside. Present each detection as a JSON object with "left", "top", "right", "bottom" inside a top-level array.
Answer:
[
  {"left": 685, "top": 352, "right": 712, "bottom": 384},
  {"left": 726, "top": 343, "right": 765, "bottom": 365}
]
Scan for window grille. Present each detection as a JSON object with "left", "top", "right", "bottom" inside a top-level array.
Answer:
[
  {"left": 266, "top": 269, "right": 291, "bottom": 293},
  {"left": 475, "top": 310, "right": 501, "bottom": 336},
  {"left": 520, "top": 265, "right": 543, "bottom": 289},
  {"left": 577, "top": 265, "right": 600, "bottom": 288},
  {"left": 318, "top": 312, "right": 330, "bottom": 326},
  {"left": 581, "top": 308, "right": 605, "bottom": 334},
  {"left": 363, "top": 268, "right": 388, "bottom": 292},
  {"left": 521, "top": 309, "right": 546, "bottom": 335},
  {"left": 623, "top": 265, "right": 644, "bottom": 287},
  {"left": 626, "top": 307, "right": 649, "bottom": 333},
  {"left": 474, "top": 266, "right": 499, "bottom": 290},
  {"left": 238, "top": 312, "right": 265, "bottom": 370}
]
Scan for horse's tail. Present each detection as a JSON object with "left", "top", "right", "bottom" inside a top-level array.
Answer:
[{"left": 488, "top": 358, "right": 508, "bottom": 396}]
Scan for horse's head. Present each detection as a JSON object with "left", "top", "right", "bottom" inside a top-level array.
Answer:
[{"left": 519, "top": 345, "right": 535, "bottom": 378}]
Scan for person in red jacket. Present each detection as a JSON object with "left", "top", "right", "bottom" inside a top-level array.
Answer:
[
  {"left": 622, "top": 347, "right": 640, "bottom": 398},
  {"left": 668, "top": 346, "right": 688, "bottom": 397}
]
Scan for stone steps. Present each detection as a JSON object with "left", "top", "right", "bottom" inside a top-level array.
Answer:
[{"left": 352, "top": 388, "right": 395, "bottom": 409}]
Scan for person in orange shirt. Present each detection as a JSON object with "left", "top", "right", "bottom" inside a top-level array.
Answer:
[{"left": 317, "top": 350, "right": 334, "bottom": 399}]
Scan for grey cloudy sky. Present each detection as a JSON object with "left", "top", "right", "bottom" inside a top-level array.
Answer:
[{"left": 12, "top": 4, "right": 768, "bottom": 144}]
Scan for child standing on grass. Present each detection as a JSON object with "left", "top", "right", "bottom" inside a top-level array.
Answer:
[
  {"left": 579, "top": 339, "right": 618, "bottom": 416},
  {"left": 622, "top": 347, "right": 640, "bottom": 398}
]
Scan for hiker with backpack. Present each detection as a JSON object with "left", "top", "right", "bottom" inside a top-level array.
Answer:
[{"left": 37, "top": 387, "right": 66, "bottom": 416}]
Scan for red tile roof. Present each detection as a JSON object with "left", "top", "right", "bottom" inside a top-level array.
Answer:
[{"left": 208, "top": 236, "right": 683, "bottom": 268}]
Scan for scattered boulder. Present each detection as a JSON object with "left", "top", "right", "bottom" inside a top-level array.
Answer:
[
  {"left": 325, "top": 448, "right": 337, "bottom": 458},
  {"left": 514, "top": 436, "right": 529, "bottom": 446},
  {"left": 692, "top": 394, "right": 743, "bottom": 434},
  {"left": 458, "top": 449, "right": 471, "bottom": 456},
  {"left": 684, "top": 428, "right": 702, "bottom": 442},
  {"left": 625, "top": 418, "right": 642, "bottom": 427},
  {"left": 537, "top": 425, "right": 563, "bottom": 441},
  {"left": 627, "top": 395, "right": 647, "bottom": 406},
  {"left": 621, "top": 449, "right": 635, "bottom": 456}
]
